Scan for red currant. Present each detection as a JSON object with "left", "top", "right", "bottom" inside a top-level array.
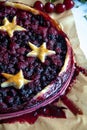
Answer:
[
  {"left": 33, "top": 1, "right": 44, "bottom": 11},
  {"left": 64, "top": 0, "right": 74, "bottom": 10},
  {"left": 45, "top": 2, "right": 55, "bottom": 13},
  {"left": 55, "top": 4, "right": 66, "bottom": 13}
]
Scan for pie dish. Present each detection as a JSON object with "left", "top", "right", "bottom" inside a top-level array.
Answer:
[{"left": 0, "top": 1, "right": 75, "bottom": 120}]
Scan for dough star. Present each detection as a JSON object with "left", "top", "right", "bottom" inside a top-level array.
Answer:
[
  {"left": 27, "top": 42, "right": 56, "bottom": 63},
  {"left": 1, "top": 70, "right": 30, "bottom": 89},
  {"left": 0, "top": 16, "right": 26, "bottom": 37}
]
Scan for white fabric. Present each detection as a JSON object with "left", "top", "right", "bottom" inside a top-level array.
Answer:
[{"left": 72, "top": 1, "right": 87, "bottom": 57}]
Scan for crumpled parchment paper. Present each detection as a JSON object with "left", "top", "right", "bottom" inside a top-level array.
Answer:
[{"left": 0, "top": 0, "right": 87, "bottom": 130}]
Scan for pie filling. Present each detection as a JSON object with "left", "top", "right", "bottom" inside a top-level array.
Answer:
[{"left": 0, "top": 2, "right": 75, "bottom": 119}]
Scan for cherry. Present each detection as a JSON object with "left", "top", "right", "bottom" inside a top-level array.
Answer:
[
  {"left": 33, "top": 0, "right": 74, "bottom": 14},
  {"left": 64, "top": 0, "right": 74, "bottom": 10},
  {"left": 33, "top": 1, "right": 44, "bottom": 11},
  {"left": 45, "top": 2, "right": 55, "bottom": 13},
  {"left": 55, "top": 4, "right": 66, "bottom": 13}
]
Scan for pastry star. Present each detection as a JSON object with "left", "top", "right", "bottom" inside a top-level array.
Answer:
[
  {"left": 1, "top": 70, "right": 30, "bottom": 89},
  {"left": 27, "top": 42, "right": 56, "bottom": 63},
  {"left": 0, "top": 16, "right": 26, "bottom": 37}
]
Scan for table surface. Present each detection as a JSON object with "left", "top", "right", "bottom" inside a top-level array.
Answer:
[{"left": 72, "top": 0, "right": 87, "bottom": 57}]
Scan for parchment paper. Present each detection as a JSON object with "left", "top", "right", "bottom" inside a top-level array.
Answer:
[{"left": 0, "top": 0, "right": 87, "bottom": 130}]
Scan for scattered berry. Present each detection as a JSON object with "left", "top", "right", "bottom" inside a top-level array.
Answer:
[
  {"left": 33, "top": 1, "right": 44, "bottom": 11},
  {"left": 45, "top": 2, "right": 55, "bottom": 13},
  {"left": 33, "top": 0, "right": 74, "bottom": 14},
  {"left": 64, "top": 0, "right": 74, "bottom": 10},
  {"left": 55, "top": 4, "right": 66, "bottom": 13}
]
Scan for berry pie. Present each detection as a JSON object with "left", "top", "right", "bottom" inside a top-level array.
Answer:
[{"left": 0, "top": 1, "right": 75, "bottom": 120}]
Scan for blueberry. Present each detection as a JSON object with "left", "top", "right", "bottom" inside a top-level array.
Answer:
[{"left": 0, "top": 102, "right": 7, "bottom": 109}]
